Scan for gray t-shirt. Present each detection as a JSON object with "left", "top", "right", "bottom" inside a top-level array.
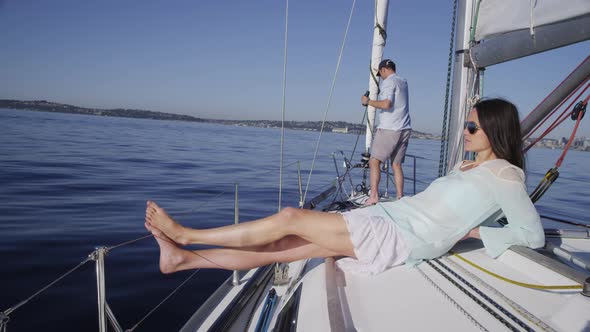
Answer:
[{"left": 377, "top": 74, "right": 411, "bottom": 131}]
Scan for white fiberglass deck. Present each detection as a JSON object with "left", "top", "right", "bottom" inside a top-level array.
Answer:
[{"left": 293, "top": 246, "right": 589, "bottom": 331}]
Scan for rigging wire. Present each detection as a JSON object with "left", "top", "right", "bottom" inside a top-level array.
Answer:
[
  {"left": 554, "top": 99, "right": 587, "bottom": 168},
  {"left": 278, "top": 0, "right": 289, "bottom": 211},
  {"left": 523, "top": 83, "right": 589, "bottom": 152},
  {"left": 528, "top": 171, "right": 590, "bottom": 184},
  {"left": 523, "top": 80, "right": 588, "bottom": 141},
  {"left": 438, "top": 0, "right": 458, "bottom": 176},
  {"left": 349, "top": 104, "right": 370, "bottom": 164},
  {"left": 107, "top": 234, "right": 153, "bottom": 252},
  {"left": 126, "top": 269, "right": 201, "bottom": 332},
  {"left": 527, "top": 94, "right": 587, "bottom": 203},
  {"left": 541, "top": 214, "right": 590, "bottom": 229},
  {"left": 521, "top": 55, "right": 590, "bottom": 140},
  {"left": 303, "top": 0, "right": 357, "bottom": 204},
  {"left": 1, "top": 257, "right": 92, "bottom": 317}
]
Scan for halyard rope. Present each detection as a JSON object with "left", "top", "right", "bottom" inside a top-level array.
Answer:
[
  {"left": 278, "top": 0, "right": 289, "bottom": 211},
  {"left": 451, "top": 252, "right": 582, "bottom": 290},
  {"left": 303, "top": 0, "right": 357, "bottom": 205}
]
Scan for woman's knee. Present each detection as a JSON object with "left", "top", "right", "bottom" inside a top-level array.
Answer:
[
  {"left": 278, "top": 207, "right": 310, "bottom": 235},
  {"left": 279, "top": 207, "right": 302, "bottom": 222}
]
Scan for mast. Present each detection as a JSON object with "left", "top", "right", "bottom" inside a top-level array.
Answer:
[
  {"left": 444, "top": 0, "right": 476, "bottom": 174},
  {"left": 365, "top": 0, "right": 390, "bottom": 152}
]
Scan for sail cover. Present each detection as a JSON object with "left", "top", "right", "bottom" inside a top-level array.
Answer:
[
  {"left": 471, "top": 0, "right": 590, "bottom": 67},
  {"left": 476, "top": 0, "right": 590, "bottom": 40}
]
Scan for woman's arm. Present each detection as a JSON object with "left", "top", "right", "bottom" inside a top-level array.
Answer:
[
  {"left": 461, "top": 227, "right": 481, "bottom": 240},
  {"left": 479, "top": 174, "right": 545, "bottom": 257}
]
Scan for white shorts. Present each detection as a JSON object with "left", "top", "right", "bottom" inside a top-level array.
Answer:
[{"left": 336, "top": 207, "right": 409, "bottom": 276}]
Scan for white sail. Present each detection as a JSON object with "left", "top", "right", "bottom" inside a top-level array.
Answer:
[
  {"left": 471, "top": 0, "right": 590, "bottom": 67},
  {"left": 475, "top": 0, "right": 590, "bottom": 40},
  {"left": 365, "top": 0, "right": 389, "bottom": 152}
]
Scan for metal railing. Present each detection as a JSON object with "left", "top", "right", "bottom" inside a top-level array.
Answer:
[{"left": 328, "top": 151, "right": 436, "bottom": 201}]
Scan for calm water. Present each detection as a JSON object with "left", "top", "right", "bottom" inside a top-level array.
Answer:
[{"left": 1, "top": 109, "right": 588, "bottom": 331}]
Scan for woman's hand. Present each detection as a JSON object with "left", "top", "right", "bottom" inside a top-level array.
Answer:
[{"left": 461, "top": 227, "right": 481, "bottom": 240}]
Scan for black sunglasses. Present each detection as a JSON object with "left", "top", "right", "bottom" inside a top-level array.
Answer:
[{"left": 464, "top": 121, "right": 481, "bottom": 134}]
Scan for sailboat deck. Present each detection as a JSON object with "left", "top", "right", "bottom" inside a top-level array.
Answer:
[
  {"left": 185, "top": 239, "right": 590, "bottom": 331},
  {"left": 294, "top": 246, "right": 590, "bottom": 331}
]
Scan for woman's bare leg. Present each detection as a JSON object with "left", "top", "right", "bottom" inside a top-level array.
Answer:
[
  {"left": 145, "top": 201, "right": 354, "bottom": 257},
  {"left": 145, "top": 222, "right": 342, "bottom": 272}
]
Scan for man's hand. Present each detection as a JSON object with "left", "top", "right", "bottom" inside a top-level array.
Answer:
[{"left": 361, "top": 95, "right": 369, "bottom": 106}]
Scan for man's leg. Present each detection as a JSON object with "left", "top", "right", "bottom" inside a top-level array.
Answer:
[
  {"left": 390, "top": 129, "right": 410, "bottom": 200},
  {"left": 366, "top": 158, "right": 382, "bottom": 205},
  {"left": 391, "top": 162, "right": 404, "bottom": 199}
]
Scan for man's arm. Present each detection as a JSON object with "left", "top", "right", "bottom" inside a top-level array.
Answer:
[{"left": 362, "top": 97, "right": 392, "bottom": 110}]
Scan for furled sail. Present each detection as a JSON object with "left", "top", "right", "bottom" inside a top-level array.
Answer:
[{"left": 365, "top": 0, "right": 389, "bottom": 152}]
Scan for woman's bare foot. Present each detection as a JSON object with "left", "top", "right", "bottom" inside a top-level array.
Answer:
[
  {"left": 145, "top": 201, "right": 188, "bottom": 245},
  {"left": 145, "top": 222, "right": 187, "bottom": 274}
]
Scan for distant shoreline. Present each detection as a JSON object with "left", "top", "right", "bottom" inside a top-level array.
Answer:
[
  {"left": 0, "top": 99, "right": 440, "bottom": 140},
  {"left": 2, "top": 99, "right": 588, "bottom": 151}
]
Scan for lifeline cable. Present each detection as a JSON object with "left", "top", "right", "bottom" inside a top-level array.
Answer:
[
  {"left": 126, "top": 269, "right": 200, "bottom": 332},
  {"left": 1, "top": 257, "right": 92, "bottom": 318}
]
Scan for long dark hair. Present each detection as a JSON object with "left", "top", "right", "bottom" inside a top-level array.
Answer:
[{"left": 474, "top": 98, "right": 525, "bottom": 170}]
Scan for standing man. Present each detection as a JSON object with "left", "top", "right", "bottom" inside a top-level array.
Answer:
[{"left": 361, "top": 59, "right": 411, "bottom": 204}]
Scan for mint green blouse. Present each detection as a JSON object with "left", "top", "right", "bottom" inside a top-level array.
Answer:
[{"left": 374, "top": 159, "right": 545, "bottom": 266}]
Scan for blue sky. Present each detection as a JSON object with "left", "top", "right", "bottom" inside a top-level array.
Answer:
[{"left": 0, "top": 0, "right": 588, "bottom": 138}]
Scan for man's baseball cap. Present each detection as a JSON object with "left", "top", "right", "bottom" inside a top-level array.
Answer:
[{"left": 376, "top": 59, "right": 395, "bottom": 76}]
